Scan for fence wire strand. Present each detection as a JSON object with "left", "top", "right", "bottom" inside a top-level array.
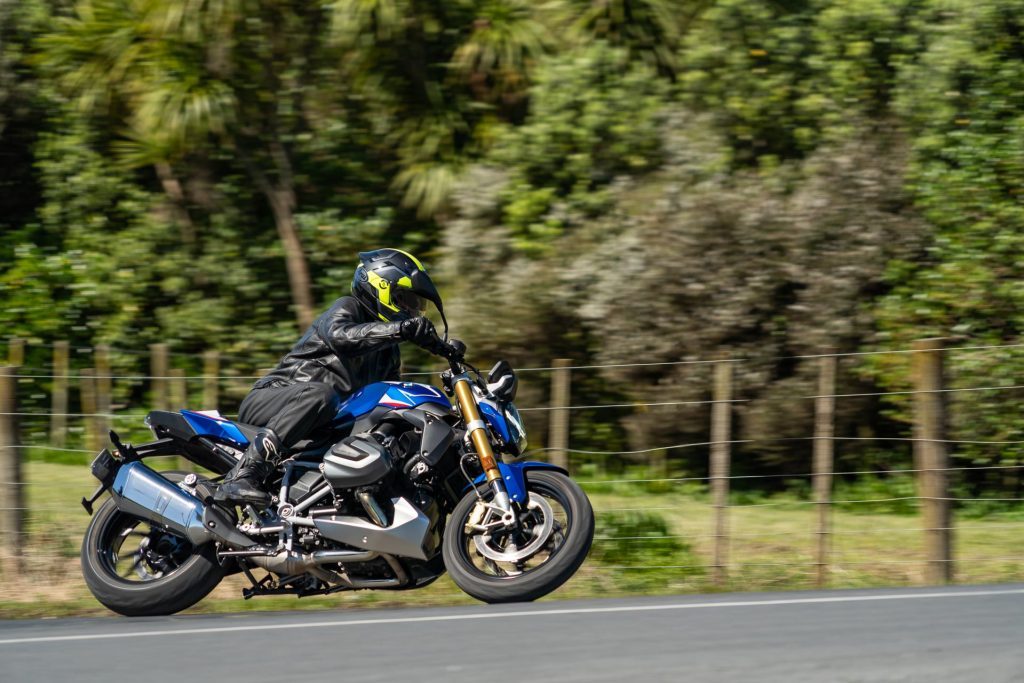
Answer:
[{"left": 4, "top": 338, "right": 1024, "bottom": 591}]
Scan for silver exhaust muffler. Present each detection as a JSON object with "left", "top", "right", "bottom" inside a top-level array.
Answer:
[{"left": 109, "top": 461, "right": 254, "bottom": 548}]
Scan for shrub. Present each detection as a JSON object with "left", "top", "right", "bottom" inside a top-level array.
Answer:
[{"left": 588, "top": 509, "right": 704, "bottom": 591}]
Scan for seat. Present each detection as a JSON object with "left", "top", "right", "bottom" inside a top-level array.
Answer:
[
  {"left": 231, "top": 423, "right": 293, "bottom": 460},
  {"left": 231, "top": 421, "right": 265, "bottom": 445}
]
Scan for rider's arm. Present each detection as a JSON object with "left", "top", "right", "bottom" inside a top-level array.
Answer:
[{"left": 317, "top": 300, "right": 404, "bottom": 358}]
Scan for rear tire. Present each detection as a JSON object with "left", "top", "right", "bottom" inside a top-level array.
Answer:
[
  {"left": 81, "top": 472, "right": 225, "bottom": 616},
  {"left": 443, "top": 470, "right": 594, "bottom": 603}
]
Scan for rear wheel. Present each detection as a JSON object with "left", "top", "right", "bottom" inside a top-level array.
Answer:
[
  {"left": 81, "top": 472, "right": 225, "bottom": 616},
  {"left": 442, "top": 470, "right": 594, "bottom": 603}
]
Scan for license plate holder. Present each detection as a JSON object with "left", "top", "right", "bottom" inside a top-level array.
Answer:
[{"left": 90, "top": 448, "right": 117, "bottom": 485}]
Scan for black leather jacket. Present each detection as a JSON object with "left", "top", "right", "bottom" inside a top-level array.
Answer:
[{"left": 253, "top": 296, "right": 403, "bottom": 397}]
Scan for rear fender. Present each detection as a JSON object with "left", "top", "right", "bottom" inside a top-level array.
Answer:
[{"left": 467, "top": 461, "right": 567, "bottom": 504}]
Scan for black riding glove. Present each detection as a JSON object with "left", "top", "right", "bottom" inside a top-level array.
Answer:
[{"left": 400, "top": 317, "right": 446, "bottom": 355}]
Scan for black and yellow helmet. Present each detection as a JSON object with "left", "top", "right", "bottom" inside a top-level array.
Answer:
[{"left": 351, "top": 248, "right": 445, "bottom": 325}]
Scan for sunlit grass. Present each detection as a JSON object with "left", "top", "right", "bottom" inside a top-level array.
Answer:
[{"left": 0, "top": 462, "right": 1021, "bottom": 618}]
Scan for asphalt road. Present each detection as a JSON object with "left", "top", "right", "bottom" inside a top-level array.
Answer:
[{"left": 1, "top": 584, "right": 1022, "bottom": 683}]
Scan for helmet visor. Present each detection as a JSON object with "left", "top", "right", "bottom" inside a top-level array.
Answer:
[{"left": 392, "top": 288, "right": 429, "bottom": 316}]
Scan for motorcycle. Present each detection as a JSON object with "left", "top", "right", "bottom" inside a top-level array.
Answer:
[{"left": 79, "top": 336, "right": 594, "bottom": 616}]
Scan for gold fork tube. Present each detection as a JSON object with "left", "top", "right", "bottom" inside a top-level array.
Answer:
[{"left": 453, "top": 379, "right": 501, "bottom": 483}]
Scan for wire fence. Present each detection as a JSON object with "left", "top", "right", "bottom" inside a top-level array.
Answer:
[
  {"left": 2, "top": 337, "right": 1024, "bottom": 596},
  {"left": 7, "top": 338, "right": 1024, "bottom": 373}
]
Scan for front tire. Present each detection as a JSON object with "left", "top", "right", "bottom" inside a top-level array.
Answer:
[
  {"left": 81, "top": 472, "right": 225, "bottom": 616},
  {"left": 443, "top": 470, "right": 594, "bottom": 603}
]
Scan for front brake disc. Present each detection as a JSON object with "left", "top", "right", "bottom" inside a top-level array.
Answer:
[{"left": 473, "top": 493, "right": 554, "bottom": 563}]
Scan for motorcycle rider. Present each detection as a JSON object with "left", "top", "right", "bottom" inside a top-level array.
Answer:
[{"left": 215, "top": 248, "right": 448, "bottom": 505}]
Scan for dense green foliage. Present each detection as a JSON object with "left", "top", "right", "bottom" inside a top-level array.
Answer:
[{"left": 3, "top": 0, "right": 1024, "bottom": 491}]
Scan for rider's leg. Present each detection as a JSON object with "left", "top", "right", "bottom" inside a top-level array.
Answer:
[
  {"left": 238, "top": 382, "right": 342, "bottom": 447},
  {"left": 213, "top": 429, "right": 280, "bottom": 505},
  {"left": 216, "top": 382, "right": 341, "bottom": 505}
]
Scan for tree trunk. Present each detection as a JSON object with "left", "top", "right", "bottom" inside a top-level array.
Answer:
[
  {"left": 238, "top": 139, "right": 316, "bottom": 331},
  {"left": 154, "top": 162, "right": 196, "bottom": 245},
  {"left": 266, "top": 185, "right": 315, "bottom": 330}
]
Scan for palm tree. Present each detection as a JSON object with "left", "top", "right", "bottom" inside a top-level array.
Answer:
[
  {"left": 330, "top": 0, "right": 554, "bottom": 218},
  {"left": 568, "top": 0, "right": 709, "bottom": 78},
  {"left": 451, "top": 0, "right": 552, "bottom": 104},
  {"left": 39, "top": 0, "right": 322, "bottom": 329}
]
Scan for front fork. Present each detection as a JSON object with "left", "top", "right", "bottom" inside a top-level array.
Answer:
[{"left": 452, "top": 377, "right": 514, "bottom": 519}]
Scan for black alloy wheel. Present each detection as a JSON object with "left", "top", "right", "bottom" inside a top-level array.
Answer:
[
  {"left": 80, "top": 471, "right": 225, "bottom": 616},
  {"left": 442, "top": 470, "right": 594, "bottom": 603}
]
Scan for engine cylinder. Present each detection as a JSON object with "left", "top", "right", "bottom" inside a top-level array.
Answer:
[{"left": 321, "top": 434, "right": 393, "bottom": 489}]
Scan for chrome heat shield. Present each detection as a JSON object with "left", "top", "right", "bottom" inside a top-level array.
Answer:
[
  {"left": 109, "top": 461, "right": 213, "bottom": 545},
  {"left": 313, "top": 497, "right": 432, "bottom": 560}
]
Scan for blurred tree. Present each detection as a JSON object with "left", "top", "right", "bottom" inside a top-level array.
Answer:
[
  {"left": 678, "top": 0, "right": 926, "bottom": 165},
  {"left": 569, "top": 121, "right": 925, "bottom": 471},
  {"left": 864, "top": 0, "right": 1024, "bottom": 467},
  {"left": 451, "top": 0, "right": 552, "bottom": 106},
  {"left": 487, "top": 43, "right": 669, "bottom": 254},
  {"left": 38, "top": 0, "right": 340, "bottom": 329},
  {"left": 438, "top": 43, "right": 670, "bottom": 349},
  {"left": 331, "top": 0, "right": 554, "bottom": 218},
  {"left": 9, "top": 0, "right": 1024, "bottom": 488},
  {"left": 566, "top": 0, "right": 708, "bottom": 78},
  {"left": 0, "top": 1, "right": 49, "bottom": 250},
  {"left": 807, "top": 0, "right": 928, "bottom": 134},
  {"left": 678, "top": 0, "right": 820, "bottom": 165}
]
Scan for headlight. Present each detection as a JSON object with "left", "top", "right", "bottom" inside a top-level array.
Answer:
[{"left": 504, "top": 403, "right": 528, "bottom": 455}]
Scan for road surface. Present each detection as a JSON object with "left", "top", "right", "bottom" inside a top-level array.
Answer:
[{"left": 1, "top": 584, "right": 1022, "bottom": 682}]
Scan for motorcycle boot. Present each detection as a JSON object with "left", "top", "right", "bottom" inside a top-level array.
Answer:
[{"left": 214, "top": 429, "right": 281, "bottom": 506}]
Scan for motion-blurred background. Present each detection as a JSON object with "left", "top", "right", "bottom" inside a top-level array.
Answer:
[{"left": 2, "top": 0, "right": 1024, "bottom": 615}]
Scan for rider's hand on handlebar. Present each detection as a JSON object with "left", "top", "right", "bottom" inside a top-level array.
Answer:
[
  {"left": 400, "top": 317, "right": 448, "bottom": 356},
  {"left": 444, "top": 338, "right": 466, "bottom": 361}
]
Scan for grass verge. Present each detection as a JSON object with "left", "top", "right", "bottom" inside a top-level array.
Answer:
[{"left": 1, "top": 462, "right": 1021, "bottom": 619}]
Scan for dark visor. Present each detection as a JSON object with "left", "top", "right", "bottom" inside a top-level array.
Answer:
[{"left": 393, "top": 288, "right": 428, "bottom": 314}]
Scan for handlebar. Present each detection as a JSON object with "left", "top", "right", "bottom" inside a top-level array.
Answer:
[
  {"left": 443, "top": 338, "right": 466, "bottom": 362},
  {"left": 432, "top": 335, "right": 467, "bottom": 378}
]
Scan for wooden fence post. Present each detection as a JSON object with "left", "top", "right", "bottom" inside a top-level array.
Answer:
[
  {"left": 80, "top": 368, "right": 100, "bottom": 452},
  {"left": 548, "top": 359, "right": 572, "bottom": 472},
  {"left": 0, "top": 367, "right": 23, "bottom": 574},
  {"left": 150, "top": 343, "right": 169, "bottom": 411},
  {"left": 912, "top": 338, "right": 952, "bottom": 584},
  {"left": 169, "top": 369, "right": 193, "bottom": 471},
  {"left": 813, "top": 352, "right": 837, "bottom": 588},
  {"left": 203, "top": 351, "right": 220, "bottom": 412},
  {"left": 51, "top": 341, "right": 69, "bottom": 448},
  {"left": 95, "top": 344, "right": 111, "bottom": 445},
  {"left": 169, "top": 368, "right": 187, "bottom": 410},
  {"left": 7, "top": 338, "right": 24, "bottom": 369},
  {"left": 710, "top": 358, "right": 733, "bottom": 587}
]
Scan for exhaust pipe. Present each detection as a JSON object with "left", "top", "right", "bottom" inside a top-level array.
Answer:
[
  {"left": 109, "top": 461, "right": 255, "bottom": 548},
  {"left": 240, "top": 549, "right": 409, "bottom": 588},
  {"left": 244, "top": 549, "right": 379, "bottom": 575}
]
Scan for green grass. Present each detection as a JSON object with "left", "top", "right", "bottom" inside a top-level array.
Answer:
[{"left": 1, "top": 462, "right": 1022, "bottom": 619}]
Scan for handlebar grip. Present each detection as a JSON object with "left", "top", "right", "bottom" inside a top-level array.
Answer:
[{"left": 446, "top": 338, "right": 467, "bottom": 358}]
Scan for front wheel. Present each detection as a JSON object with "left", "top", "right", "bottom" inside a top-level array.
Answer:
[{"left": 442, "top": 470, "right": 594, "bottom": 603}]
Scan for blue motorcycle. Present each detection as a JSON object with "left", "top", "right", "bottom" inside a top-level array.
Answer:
[{"left": 79, "top": 341, "right": 594, "bottom": 616}]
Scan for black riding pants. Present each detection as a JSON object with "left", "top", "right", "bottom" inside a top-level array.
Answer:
[{"left": 237, "top": 382, "right": 342, "bottom": 453}]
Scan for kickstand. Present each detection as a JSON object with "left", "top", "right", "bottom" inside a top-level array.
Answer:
[{"left": 240, "top": 564, "right": 269, "bottom": 600}]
